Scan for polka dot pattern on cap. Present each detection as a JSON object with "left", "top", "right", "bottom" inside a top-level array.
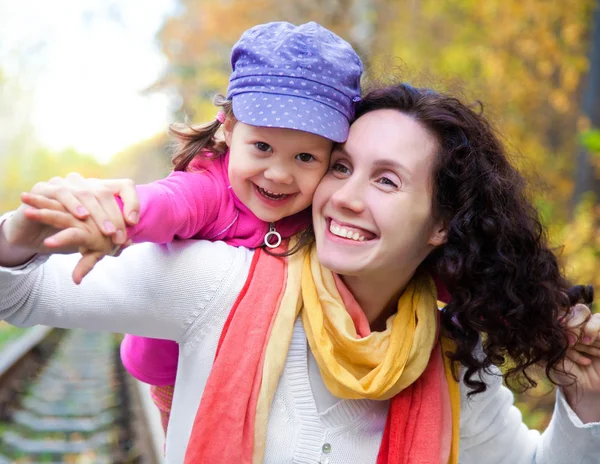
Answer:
[
  {"left": 227, "top": 21, "right": 363, "bottom": 143},
  {"left": 232, "top": 93, "right": 348, "bottom": 142}
]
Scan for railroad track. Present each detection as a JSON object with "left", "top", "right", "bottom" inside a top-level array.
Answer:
[{"left": 0, "top": 327, "right": 163, "bottom": 463}]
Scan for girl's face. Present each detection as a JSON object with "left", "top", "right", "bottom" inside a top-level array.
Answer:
[
  {"left": 224, "top": 120, "right": 333, "bottom": 223},
  {"left": 312, "top": 109, "right": 447, "bottom": 281}
]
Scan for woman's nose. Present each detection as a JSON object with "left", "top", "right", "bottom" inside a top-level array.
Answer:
[{"left": 330, "top": 179, "right": 365, "bottom": 213}]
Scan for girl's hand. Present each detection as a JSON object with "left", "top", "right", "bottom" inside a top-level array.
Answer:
[
  {"left": 558, "top": 303, "right": 600, "bottom": 423},
  {"left": 21, "top": 172, "right": 140, "bottom": 246}
]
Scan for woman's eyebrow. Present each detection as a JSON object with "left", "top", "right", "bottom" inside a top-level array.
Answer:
[
  {"left": 372, "top": 158, "right": 413, "bottom": 180},
  {"left": 335, "top": 146, "right": 412, "bottom": 178}
]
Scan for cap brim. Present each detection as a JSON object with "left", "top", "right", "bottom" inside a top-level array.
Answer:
[{"left": 232, "top": 93, "right": 349, "bottom": 143}]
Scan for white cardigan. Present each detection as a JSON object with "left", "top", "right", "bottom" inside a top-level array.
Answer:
[{"left": 0, "top": 238, "right": 598, "bottom": 464}]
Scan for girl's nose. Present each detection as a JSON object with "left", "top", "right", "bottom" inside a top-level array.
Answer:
[{"left": 264, "top": 165, "right": 294, "bottom": 185}]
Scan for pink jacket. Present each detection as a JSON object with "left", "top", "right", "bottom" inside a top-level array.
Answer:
[
  {"left": 120, "top": 152, "right": 311, "bottom": 385},
  {"left": 126, "top": 152, "right": 310, "bottom": 246}
]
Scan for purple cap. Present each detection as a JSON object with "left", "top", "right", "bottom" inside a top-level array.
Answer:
[{"left": 227, "top": 22, "right": 363, "bottom": 143}]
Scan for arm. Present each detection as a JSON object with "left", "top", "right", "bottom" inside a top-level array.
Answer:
[
  {"left": 1, "top": 190, "right": 126, "bottom": 282},
  {"left": 124, "top": 171, "right": 221, "bottom": 244},
  {"left": 458, "top": 365, "right": 600, "bottom": 464},
  {"left": 16, "top": 169, "right": 224, "bottom": 245},
  {"left": 0, "top": 235, "right": 251, "bottom": 341},
  {"left": 0, "top": 210, "right": 38, "bottom": 267},
  {"left": 15, "top": 171, "right": 222, "bottom": 281}
]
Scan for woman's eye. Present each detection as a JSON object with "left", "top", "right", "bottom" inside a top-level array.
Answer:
[
  {"left": 296, "top": 153, "right": 315, "bottom": 163},
  {"left": 377, "top": 176, "right": 399, "bottom": 189},
  {"left": 255, "top": 142, "right": 272, "bottom": 152},
  {"left": 330, "top": 162, "right": 350, "bottom": 175}
]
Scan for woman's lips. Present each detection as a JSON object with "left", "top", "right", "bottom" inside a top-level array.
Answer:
[{"left": 328, "top": 218, "right": 377, "bottom": 242}]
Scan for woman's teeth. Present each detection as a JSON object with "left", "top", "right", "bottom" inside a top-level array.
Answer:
[{"left": 329, "top": 223, "right": 365, "bottom": 241}]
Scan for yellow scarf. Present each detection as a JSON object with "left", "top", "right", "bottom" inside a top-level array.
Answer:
[{"left": 253, "top": 245, "right": 460, "bottom": 463}]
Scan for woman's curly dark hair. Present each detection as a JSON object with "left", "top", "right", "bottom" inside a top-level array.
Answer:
[{"left": 355, "top": 83, "right": 592, "bottom": 395}]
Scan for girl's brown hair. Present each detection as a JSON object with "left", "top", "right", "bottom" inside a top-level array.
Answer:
[{"left": 170, "top": 94, "right": 235, "bottom": 172}]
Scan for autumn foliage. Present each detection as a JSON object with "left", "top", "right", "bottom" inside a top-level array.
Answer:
[{"left": 2, "top": 0, "right": 599, "bottom": 428}]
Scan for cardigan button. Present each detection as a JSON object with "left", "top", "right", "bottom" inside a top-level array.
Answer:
[{"left": 322, "top": 443, "right": 332, "bottom": 453}]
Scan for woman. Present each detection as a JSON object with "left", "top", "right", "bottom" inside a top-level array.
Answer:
[{"left": 1, "top": 83, "right": 599, "bottom": 464}]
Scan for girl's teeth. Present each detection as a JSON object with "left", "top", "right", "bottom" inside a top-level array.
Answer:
[
  {"left": 329, "top": 223, "right": 365, "bottom": 242},
  {"left": 259, "top": 187, "right": 287, "bottom": 199}
]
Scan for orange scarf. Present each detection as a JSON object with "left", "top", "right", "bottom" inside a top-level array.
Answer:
[{"left": 184, "top": 245, "right": 459, "bottom": 463}]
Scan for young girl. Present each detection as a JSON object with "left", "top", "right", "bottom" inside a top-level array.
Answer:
[{"left": 82, "top": 21, "right": 363, "bottom": 432}]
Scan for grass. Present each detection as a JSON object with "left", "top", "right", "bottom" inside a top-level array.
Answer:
[{"left": 0, "top": 322, "right": 28, "bottom": 348}]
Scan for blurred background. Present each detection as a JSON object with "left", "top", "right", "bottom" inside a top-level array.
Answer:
[{"left": 0, "top": 0, "right": 599, "bottom": 459}]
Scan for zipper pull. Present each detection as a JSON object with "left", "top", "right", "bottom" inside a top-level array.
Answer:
[{"left": 264, "top": 222, "right": 282, "bottom": 248}]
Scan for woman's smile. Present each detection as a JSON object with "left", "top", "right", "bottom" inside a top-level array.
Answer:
[{"left": 328, "top": 218, "right": 375, "bottom": 242}]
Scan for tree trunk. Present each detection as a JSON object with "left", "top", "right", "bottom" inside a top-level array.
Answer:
[{"left": 572, "top": 2, "right": 600, "bottom": 209}]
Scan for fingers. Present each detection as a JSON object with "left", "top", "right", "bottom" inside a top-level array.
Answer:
[
  {"left": 21, "top": 192, "right": 68, "bottom": 213},
  {"left": 81, "top": 177, "right": 132, "bottom": 240},
  {"left": 95, "top": 179, "right": 140, "bottom": 226},
  {"left": 72, "top": 250, "right": 106, "bottom": 285},
  {"left": 72, "top": 240, "right": 132, "bottom": 284},
  {"left": 566, "top": 349, "right": 592, "bottom": 367},
  {"left": 43, "top": 224, "right": 113, "bottom": 252},
  {"left": 43, "top": 228, "right": 91, "bottom": 250},
  {"left": 564, "top": 303, "right": 592, "bottom": 344},
  {"left": 565, "top": 303, "right": 591, "bottom": 327},
  {"left": 566, "top": 340, "right": 600, "bottom": 367},
  {"left": 30, "top": 176, "right": 90, "bottom": 220},
  {"left": 574, "top": 343, "right": 600, "bottom": 358},
  {"left": 565, "top": 311, "right": 600, "bottom": 367},
  {"left": 580, "top": 313, "right": 600, "bottom": 345},
  {"left": 30, "top": 177, "right": 113, "bottom": 236},
  {"left": 23, "top": 207, "right": 79, "bottom": 232},
  {"left": 27, "top": 174, "right": 129, "bottom": 245},
  {"left": 63, "top": 173, "right": 126, "bottom": 242},
  {"left": 24, "top": 206, "right": 115, "bottom": 254}
]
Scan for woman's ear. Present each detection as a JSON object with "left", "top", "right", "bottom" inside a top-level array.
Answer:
[
  {"left": 428, "top": 221, "right": 447, "bottom": 247},
  {"left": 222, "top": 117, "right": 235, "bottom": 147}
]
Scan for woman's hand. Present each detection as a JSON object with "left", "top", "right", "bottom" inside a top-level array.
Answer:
[
  {"left": 0, "top": 193, "right": 115, "bottom": 273},
  {"left": 20, "top": 173, "right": 140, "bottom": 246},
  {"left": 15, "top": 193, "right": 131, "bottom": 284},
  {"left": 0, "top": 173, "right": 139, "bottom": 282},
  {"left": 559, "top": 303, "right": 600, "bottom": 423},
  {"left": 19, "top": 173, "right": 140, "bottom": 282}
]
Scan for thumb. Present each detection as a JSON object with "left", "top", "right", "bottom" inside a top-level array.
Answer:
[{"left": 72, "top": 250, "right": 106, "bottom": 285}]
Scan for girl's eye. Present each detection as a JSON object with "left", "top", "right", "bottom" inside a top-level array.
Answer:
[
  {"left": 330, "top": 161, "right": 350, "bottom": 175},
  {"left": 377, "top": 176, "right": 400, "bottom": 189},
  {"left": 255, "top": 142, "right": 272, "bottom": 152},
  {"left": 296, "top": 153, "right": 315, "bottom": 163}
]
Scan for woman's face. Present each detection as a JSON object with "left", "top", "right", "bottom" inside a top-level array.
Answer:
[{"left": 312, "top": 109, "right": 447, "bottom": 280}]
